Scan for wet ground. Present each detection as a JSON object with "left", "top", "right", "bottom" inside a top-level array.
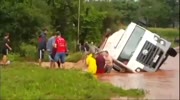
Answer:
[
  {"left": 98, "top": 53, "right": 179, "bottom": 99},
  {"left": 38, "top": 48, "right": 179, "bottom": 99}
]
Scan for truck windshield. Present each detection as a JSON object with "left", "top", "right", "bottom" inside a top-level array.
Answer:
[{"left": 118, "top": 25, "right": 145, "bottom": 62}]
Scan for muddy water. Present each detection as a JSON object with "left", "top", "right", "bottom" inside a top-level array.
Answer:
[{"left": 98, "top": 53, "right": 179, "bottom": 99}]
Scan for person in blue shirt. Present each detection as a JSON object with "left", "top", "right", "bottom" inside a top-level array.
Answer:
[{"left": 46, "top": 32, "right": 61, "bottom": 68}]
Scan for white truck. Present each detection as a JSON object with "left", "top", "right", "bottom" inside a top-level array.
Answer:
[{"left": 102, "top": 22, "right": 177, "bottom": 73}]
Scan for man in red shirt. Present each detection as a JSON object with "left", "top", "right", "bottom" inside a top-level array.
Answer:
[{"left": 54, "top": 31, "right": 67, "bottom": 68}]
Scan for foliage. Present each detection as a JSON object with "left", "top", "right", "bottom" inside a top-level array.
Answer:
[
  {"left": 0, "top": 0, "right": 51, "bottom": 52},
  {"left": 7, "top": 53, "right": 22, "bottom": 62},
  {"left": 138, "top": 0, "right": 172, "bottom": 27},
  {"left": 0, "top": 0, "right": 179, "bottom": 54},
  {"left": 1, "top": 62, "right": 144, "bottom": 99},
  {"left": 66, "top": 52, "right": 83, "bottom": 63},
  {"left": 19, "top": 42, "right": 37, "bottom": 61},
  {"left": 80, "top": 5, "right": 107, "bottom": 44}
]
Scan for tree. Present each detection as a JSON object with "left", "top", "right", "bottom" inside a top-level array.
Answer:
[{"left": 0, "top": 0, "right": 52, "bottom": 51}]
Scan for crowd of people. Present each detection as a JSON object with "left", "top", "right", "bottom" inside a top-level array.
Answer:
[
  {"left": 1, "top": 28, "right": 124, "bottom": 75},
  {"left": 85, "top": 49, "right": 124, "bottom": 75},
  {"left": 38, "top": 29, "right": 68, "bottom": 69},
  {"left": 37, "top": 28, "right": 117, "bottom": 74}
]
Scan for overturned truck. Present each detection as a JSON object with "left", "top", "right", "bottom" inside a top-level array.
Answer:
[{"left": 101, "top": 22, "right": 177, "bottom": 73}]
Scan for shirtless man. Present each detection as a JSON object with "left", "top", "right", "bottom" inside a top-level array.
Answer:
[
  {"left": 103, "top": 51, "right": 113, "bottom": 73},
  {"left": 103, "top": 50, "right": 125, "bottom": 73}
]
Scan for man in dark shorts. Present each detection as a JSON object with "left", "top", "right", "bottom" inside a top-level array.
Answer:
[
  {"left": 54, "top": 31, "right": 67, "bottom": 69},
  {"left": 38, "top": 29, "right": 48, "bottom": 66},
  {"left": 1, "top": 33, "right": 12, "bottom": 65}
]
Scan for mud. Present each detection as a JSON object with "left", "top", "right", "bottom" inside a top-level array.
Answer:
[
  {"left": 37, "top": 51, "right": 179, "bottom": 99},
  {"left": 98, "top": 53, "right": 179, "bottom": 99},
  {"left": 37, "top": 59, "right": 86, "bottom": 70}
]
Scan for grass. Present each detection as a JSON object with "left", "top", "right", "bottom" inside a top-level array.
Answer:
[
  {"left": 1, "top": 62, "right": 144, "bottom": 100},
  {"left": 148, "top": 27, "right": 179, "bottom": 47},
  {"left": 66, "top": 52, "right": 83, "bottom": 63}
]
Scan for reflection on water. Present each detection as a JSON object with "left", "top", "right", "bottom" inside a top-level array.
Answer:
[{"left": 98, "top": 54, "right": 179, "bottom": 99}]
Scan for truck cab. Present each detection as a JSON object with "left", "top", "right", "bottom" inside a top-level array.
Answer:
[{"left": 102, "top": 22, "right": 176, "bottom": 72}]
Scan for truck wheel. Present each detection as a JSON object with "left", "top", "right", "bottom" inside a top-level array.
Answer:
[
  {"left": 158, "top": 54, "right": 168, "bottom": 69},
  {"left": 135, "top": 68, "right": 141, "bottom": 72},
  {"left": 167, "top": 47, "right": 177, "bottom": 57},
  {"left": 113, "top": 65, "right": 126, "bottom": 72}
]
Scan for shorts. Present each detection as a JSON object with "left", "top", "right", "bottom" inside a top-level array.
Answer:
[
  {"left": 2, "top": 48, "right": 8, "bottom": 55},
  {"left": 38, "top": 49, "right": 45, "bottom": 60},
  {"left": 54, "top": 52, "right": 66, "bottom": 63}
]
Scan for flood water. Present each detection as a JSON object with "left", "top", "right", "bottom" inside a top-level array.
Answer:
[{"left": 98, "top": 53, "right": 179, "bottom": 99}]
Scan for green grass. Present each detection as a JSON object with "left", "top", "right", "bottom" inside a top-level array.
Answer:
[
  {"left": 1, "top": 62, "right": 144, "bottom": 100},
  {"left": 148, "top": 28, "right": 179, "bottom": 47},
  {"left": 66, "top": 52, "right": 83, "bottom": 63}
]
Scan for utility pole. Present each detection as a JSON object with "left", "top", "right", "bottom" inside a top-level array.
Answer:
[{"left": 77, "top": 0, "right": 81, "bottom": 45}]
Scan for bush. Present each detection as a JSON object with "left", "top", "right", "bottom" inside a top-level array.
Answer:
[
  {"left": 8, "top": 53, "right": 22, "bottom": 62},
  {"left": 20, "top": 43, "right": 38, "bottom": 61},
  {"left": 67, "top": 40, "right": 77, "bottom": 52},
  {"left": 66, "top": 52, "right": 83, "bottom": 63},
  {"left": 148, "top": 28, "right": 179, "bottom": 47}
]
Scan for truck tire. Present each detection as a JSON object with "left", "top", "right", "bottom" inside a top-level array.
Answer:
[
  {"left": 167, "top": 47, "right": 177, "bottom": 57},
  {"left": 113, "top": 65, "right": 126, "bottom": 72},
  {"left": 135, "top": 68, "right": 141, "bottom": 72},
  {"left": 158, "top": 47, "right": 177, "bottom": 69},
  {"left": 158, "top": 54, "right": 168, "bottom": 70}
]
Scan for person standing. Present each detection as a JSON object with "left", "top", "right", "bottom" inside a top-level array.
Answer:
[
  {"left": 84, "top": 41, "right": 90, "bottom": 53},
  {"left": 46, "top": 33, "right": 60, "bottom": 68},
  {"left": 1, "top": 33, "right": 12, "bottom": 65},
  {"left": 38, "top": 28, "right": 48, "bottom": 66},
  {"left": 89, "top": 41, "right": 99, "bottom": 54},
  {"left": 99, "top": 28, "right": 112, "bottom": 50},
  {"left": 54, "top": 31, "right": 67, "bottom": 69}
]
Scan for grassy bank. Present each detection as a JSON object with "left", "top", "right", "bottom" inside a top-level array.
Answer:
[
  {"left": 148, "top": 28, "right": 179, "bottom": 47},
  {"left": 1, "top": 62, "right": 144, "bottom": 99}
]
